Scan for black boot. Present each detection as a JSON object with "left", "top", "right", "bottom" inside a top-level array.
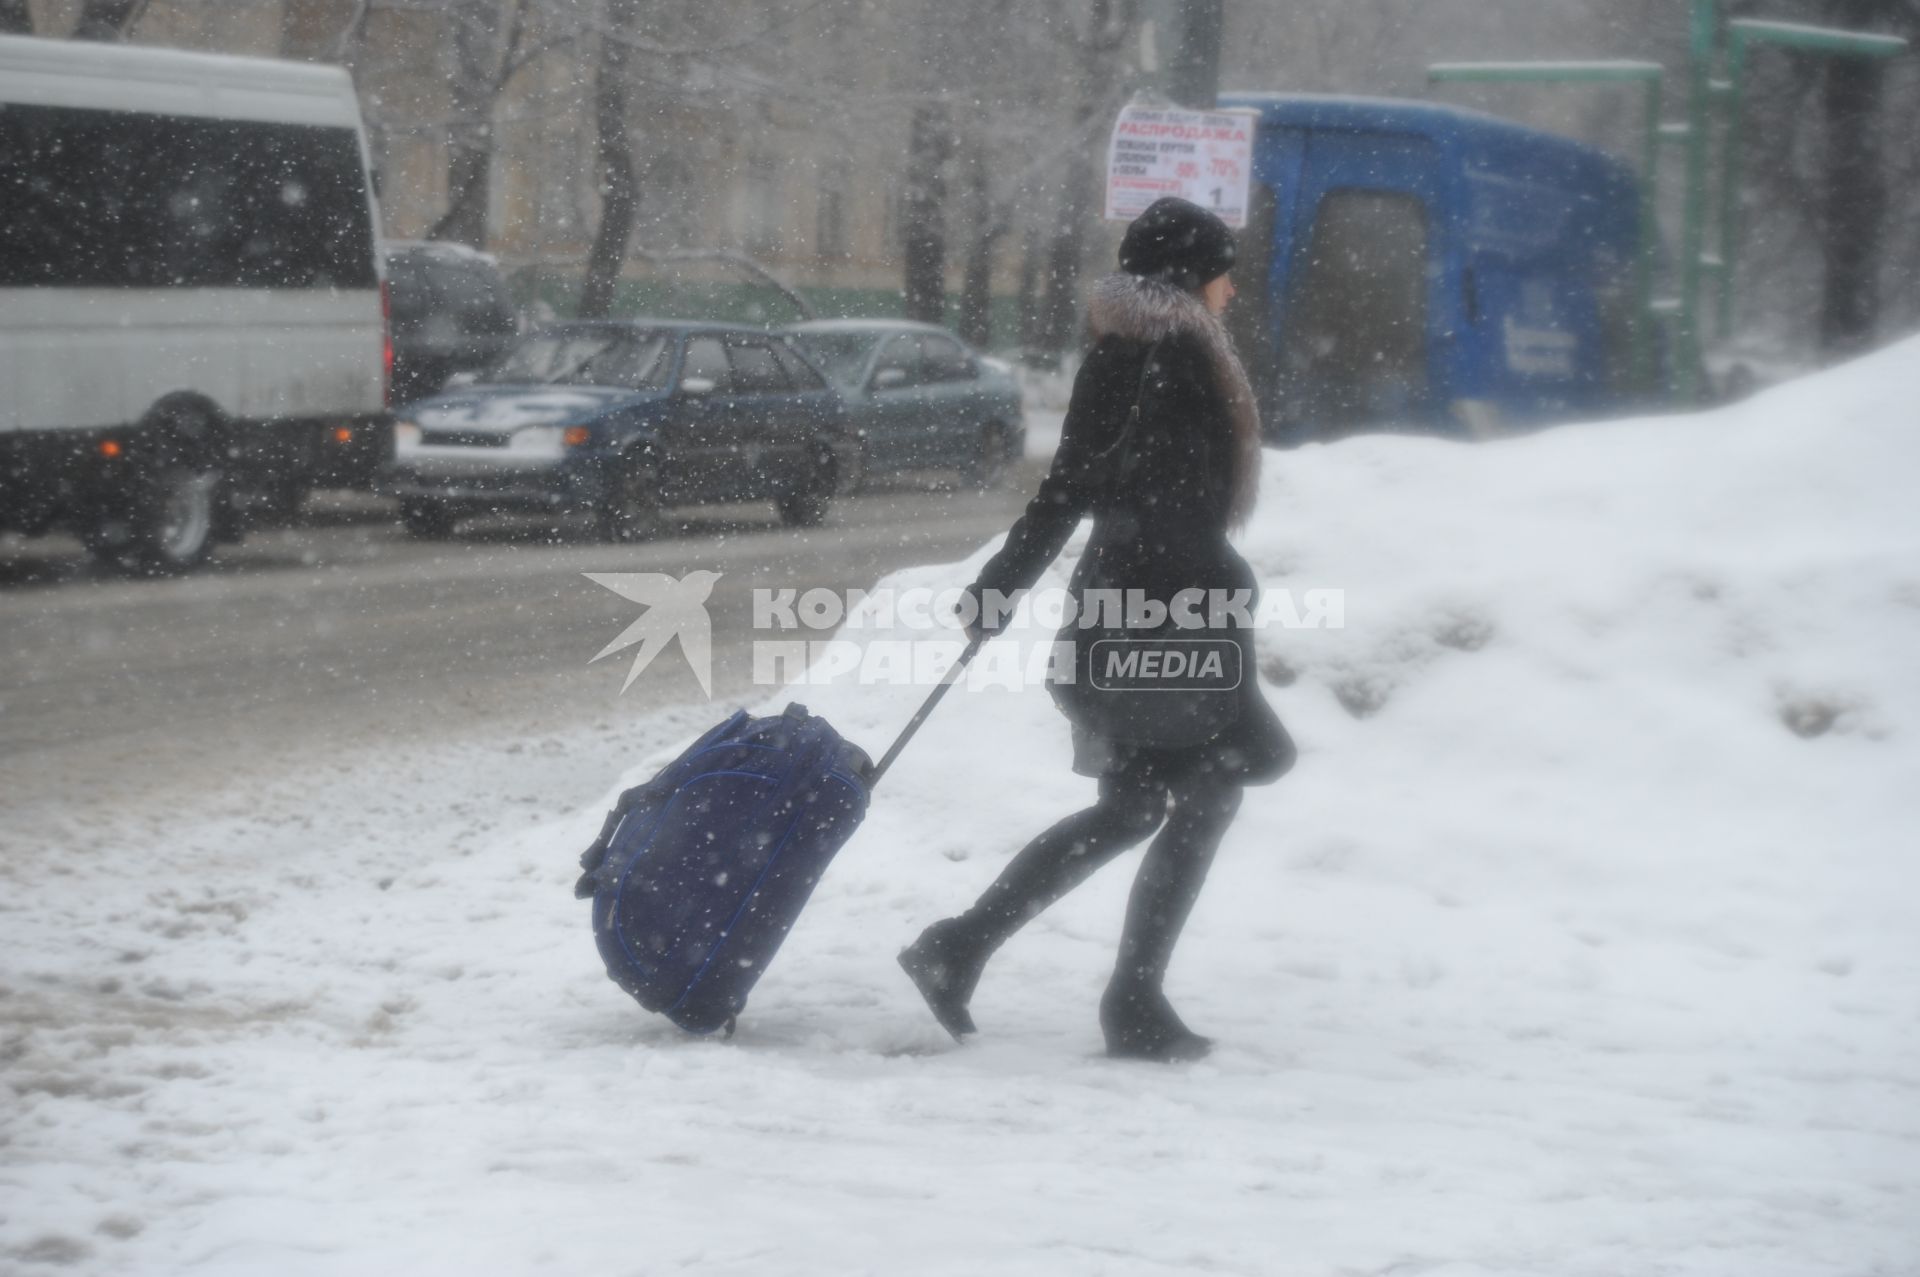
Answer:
[
  {"left": 1100, "top": 774, "right": 1240, "bottom": 1062},
  {"left": 898, "top": 917, "right": 989, "bottom": 1040},
  {"left": 901, "top": 779, "right": 1169, "bottom": 1040},
  {"left": 1101, "top": 983, "right": 1213, "bottom": 1061}
]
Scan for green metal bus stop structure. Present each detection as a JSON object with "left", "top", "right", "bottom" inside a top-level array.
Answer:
[{"left": 1428, "top": 0, "right": 1906, "bottom": 406}]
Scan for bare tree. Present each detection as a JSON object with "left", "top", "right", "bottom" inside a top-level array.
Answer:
[
  {"left": 423, "top": 0, "right": 524, "bottom": 248},
  {"left": 898, "top": 0, "right": 968, "bottom": 324},
  {"left": 572, "top": 0, "right": 865, "bottom": 318},
  {"left": 902, "top": 101, "right": 956, "bottom": 324},
  {"left": 957, "top": 135, "right": 1004, "bottom": 347},
  {"left": 577, "top": 0, "right": 643, "bottom": 317},
  {"left": 1037, "top": 0, "right": 1136, "bottom": 354}
]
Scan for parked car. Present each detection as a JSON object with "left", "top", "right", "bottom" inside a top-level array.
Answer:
[
  {"left": 384, "top": 241, "right": 520, "bottom": 406},
  {"left": 382, "top": 321, "right": 857, "bottom": 540},
  {"left": 783, "top": 320, "right": 1024, "bottom": 488}
]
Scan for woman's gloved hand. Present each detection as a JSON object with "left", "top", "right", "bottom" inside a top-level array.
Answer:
[{"left": 959, "top": 582, "right": 1001, "bottom": 642}]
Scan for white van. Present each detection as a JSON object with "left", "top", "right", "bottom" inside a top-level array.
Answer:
[{"left": 0, "top": 34, "right": 388, "bottom": 571}]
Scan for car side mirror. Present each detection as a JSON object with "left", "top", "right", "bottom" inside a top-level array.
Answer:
[
  {"left": 872, "top": 367, "right": 909, "bottom": 391},
  {"left": 680, "top": 376, "right": 717, "bottom": 396}
]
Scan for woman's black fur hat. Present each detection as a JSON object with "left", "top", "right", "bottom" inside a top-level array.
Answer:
[{"left": 1117, "top": 196, "right": 1237, "bottom": 291}]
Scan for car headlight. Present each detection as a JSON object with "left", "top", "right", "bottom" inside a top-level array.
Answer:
[
  {"left": 509, "top": 425, "right": 565, "bottom": 454},
  {"left": 394, "top": 420, "right": 421, "bottom": 446}
]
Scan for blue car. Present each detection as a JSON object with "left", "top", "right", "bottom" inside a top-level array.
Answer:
[
  {"left": 784, "top": 320, "right": 1025, "bottom": 488},
  {"left": 382, "top": 321, "right": 857, "bottom": 539}
]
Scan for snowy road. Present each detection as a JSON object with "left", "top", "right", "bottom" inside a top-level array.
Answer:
[{"left": 0, "top": 471, "right": 1038, "bottom": 822}]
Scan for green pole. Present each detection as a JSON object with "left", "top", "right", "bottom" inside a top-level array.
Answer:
[
  {"left": 1677, "top": 0, "right": 1715, "bottom": 404},
  {"left": 1716, "top": 28, "right": 1748, "bottom": 338},
  {"left": 1635, "top": 74, "right": 1662, "bottom": 394}
]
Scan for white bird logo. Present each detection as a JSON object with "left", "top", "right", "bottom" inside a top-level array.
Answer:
[{"left": 585, "top": 570, "right": 724, "bottom": 696}]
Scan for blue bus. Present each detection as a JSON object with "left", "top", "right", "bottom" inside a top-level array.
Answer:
[{"left": 1216, "top": 94, "right": 1645, "bottom": 444}]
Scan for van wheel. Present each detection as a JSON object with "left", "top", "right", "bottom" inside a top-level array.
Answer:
[
  {"left": 600, "top": 449, "right": 665, "bottom": 542},
  {"left": 87, "top": 466, "right": 222, "bottom": 574},
  {"left": 86, "top": 403, "right": 224, "bottom": 574},
  {"left": 400, "top": 498, "right": 459, "bottom": 539},
  {"left": 969, "top": 422, "right": 1011, "bottom": 489},
  {"left": 776, "top": 449, "right": 834, "bottom": 527}
]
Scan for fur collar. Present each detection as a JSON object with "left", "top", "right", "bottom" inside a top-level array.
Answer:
[{"left": 1087, "top": 273, "right": 1262, "bottom": 528}]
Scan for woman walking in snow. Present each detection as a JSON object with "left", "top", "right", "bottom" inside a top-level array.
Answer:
[{"left": 899, "top": 197, "right": 1294, "bottom": 1061}]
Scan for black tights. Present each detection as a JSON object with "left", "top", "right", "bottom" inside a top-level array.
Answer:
[{"left": 953, "top": 759, "right": 1244, "bottom": 991}]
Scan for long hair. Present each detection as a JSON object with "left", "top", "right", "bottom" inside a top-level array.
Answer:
[{"left": 1086, "top": 273, "right": 1262, "bottom": 529}]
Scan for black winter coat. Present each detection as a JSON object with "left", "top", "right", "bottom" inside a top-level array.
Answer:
[{"left": 970, "top": 275, "right": 1294, "bottom": 786}]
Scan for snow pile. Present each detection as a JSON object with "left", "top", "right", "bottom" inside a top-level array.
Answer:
[{"left": 5, "top": 340, "right": 1919, "bottom": 1274}]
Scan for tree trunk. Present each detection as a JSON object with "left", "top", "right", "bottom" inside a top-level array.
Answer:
[
  {"left": 72, "top": 0, "right": 141, "bottom": 39},
  {"left": 0, "top": 0, "right": 32, "bottom": 34},
  {"left": 424, "top": 0, "right": 500, "bottom": 250},
  {"left": 1038, "top": 144, "right": 1095, "bottom": 354},
  {"left": 959, "top": 238, "right": 999, "bottom": 350},
  {"left": 428, "top": 141, "right": 493, "bottom": 250},
  {"left": 1036, "top": 0, "right": 1129, "bottom": 355},
  {"left": 957, "top": 137, "right": 1000, "bottom": 349},
  {"left": 1819, "top": 13, "right": 1888, "bottom": 354},
  {"left": 1017, "top": 227, "right": 1045, "bottom": 355},
  {"left": 902, "top": 102, "right": 953, "bottom": 324},
  {"left": 578, "top": 5, "right": 641, "bottom": 320}
]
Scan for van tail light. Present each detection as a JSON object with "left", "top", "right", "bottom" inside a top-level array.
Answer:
[{"left": 380, "top": 278, "right": 394, "bottom": 409}]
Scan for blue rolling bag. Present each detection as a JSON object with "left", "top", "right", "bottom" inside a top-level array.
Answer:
[{"left": 574, "top": 640, "right": 979, "bottom": 1035}]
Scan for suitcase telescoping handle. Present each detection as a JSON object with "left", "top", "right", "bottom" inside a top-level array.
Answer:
[{"left": 866, "top": 633, "right": 987, "bottom": 790}]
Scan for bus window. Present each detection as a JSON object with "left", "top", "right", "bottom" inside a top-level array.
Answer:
[
  {"left": 1274, "top": 190, "right": 1430, "bottom": 437},
  {"left": 0, "top": 104, "right": 375, "bottom": 290}
]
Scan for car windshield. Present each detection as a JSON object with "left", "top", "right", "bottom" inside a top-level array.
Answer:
[
  {"left": 788, "top": 331, "right": 879, "bottom": 388},
  {"left": 490, "top": 331, "right": 671, "bottom": 390}
]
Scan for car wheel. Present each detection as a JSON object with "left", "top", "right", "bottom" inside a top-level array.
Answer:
[
  {"left": 600, "top": 449, "right": 665, "bottom": 543},
  {"left": 969, "top": 421, "right": 1012, "bottom": 489},
  {"left": 85, "top": 403, "right": 224, "bottom": 574},
  {"left": 776, "top": 448, "right": 834, "bottom": 527},
  {"left": 400, "top": 498, "right": 459, "bottom": 539}
]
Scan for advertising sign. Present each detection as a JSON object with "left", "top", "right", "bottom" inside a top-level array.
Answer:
[{"left": 1104, "top": 104, "right": 1256, "bottom": 228}]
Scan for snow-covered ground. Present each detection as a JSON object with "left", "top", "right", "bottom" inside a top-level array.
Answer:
[{"left": 5, "top": 340, "right": 1919, "bottom": 1274}]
